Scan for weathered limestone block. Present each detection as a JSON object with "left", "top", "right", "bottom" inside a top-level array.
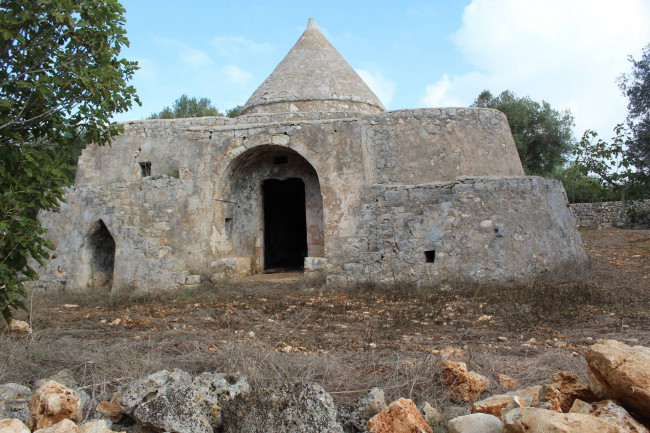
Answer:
[
  {"left": 496, "top": 374, "right": 519, "bottom": 390},
  {"left": 366, "top": 398, "right": 432, "bottom": 433},
  {"left": 74, "top": 419, "right": 124, "bottom": 433},
  {"left": 0, "top": 419, "right": 30, "bottom": 433},
  {"left": 220, "top": 382, "right": 342, "bottom": 433},
  {"left": 585, "top": 339, "right": 650, "bottom": 418},
  {"left": 448, "top": 413, "right": 503, "bottom": 433},
  {"left": 210, "top": 258, "right": 251, "bottom": 281},
  {"left": 568, "top": 399, "right": 592, "bottom": 414},
  {"left": 471, "top": 394, "right": 523, "bottom": 417},
  {"left": 538, "top": 371, "right": 597, "bottom": 413},
  {"left": 440, "top": 361, "right": 489, "bottom": 402},
  {"left": 591, "top": 400, "right": 649, "bottom": 433},
  {"left": 131, "top": 385, "right": 212, "bottom": 433},
  {"left": 28, "top": 382, "right": 82, "bottom": 431},
  {"left": 114, "top": 369, "right": 249, "bottom": 432},
  {"left": 114, "top": 369, "right": 191, "bottom": 414},
  {"left": 419, "top": 402, "right": 442, "bottom": 426},
  {"left": 502, "top": 407, "right": 620, "bottom": 433},
  {"left": 95, "top": 402, "right": 122, "bottom": 423},
  {"left": 505, "top": 385, "right": 542, "bottom": 407},
  {"left": 33, "top": 419, "right": 76, "bottom": 433},
  {"left": 190, "top": 372, "right": 250, "bottom": 428},
  {"left": 7, "top": 320, "right": 30, "bottom": 334},
  {"left": 340, "top": 387, "right": 387, "bottom": 432}
]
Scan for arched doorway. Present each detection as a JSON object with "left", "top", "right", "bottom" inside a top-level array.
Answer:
[
  {"left": 86, "top": 219, "right": 115, "bottom": 289},
  {"left": 222, "top": 146, "right": 324, "bottom": 273}
]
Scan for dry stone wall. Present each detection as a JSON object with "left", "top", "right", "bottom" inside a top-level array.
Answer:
[
  {"left": 35, "top": 107, "right": 587, "bottom": 292},
  {"left": 327, "top": 177, "right": 586, "bottom": 285},
  {"left": 569, "top": 200, "right": 650, "bottom": 228}
]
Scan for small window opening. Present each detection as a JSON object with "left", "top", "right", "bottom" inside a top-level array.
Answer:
[
  {"left": 225, "top": 217, "right": 233, "bottom": 239},
  {"left": 424, "top": 250, "right": 436, "bottom": 263},
  {"left": 139, "top": 162, "right": 151, "bottom": 177},
  {"left": 273, "top": 156, "right": 288, "bottom": 165}
]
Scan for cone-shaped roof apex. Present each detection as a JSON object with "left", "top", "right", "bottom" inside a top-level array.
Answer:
[{"left": 242, "top": 18, "right": 385, "bottom": 115}]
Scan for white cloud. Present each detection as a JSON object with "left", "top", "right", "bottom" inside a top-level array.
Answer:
[
  {"left": 421, "top": 73, "right": 464, "bottom": 107},
  {"left": 355, "top": 69, "right": 396, "bottom": 108},
  {"left": 210, "top": 35, "right": 273, "bottom": 57},
  {"left": 220, "top": 64, "right": 252, "bottom": 85},
  {"left": 422, "top": 0, "right": 650, "bottom": 137},
  {"left": 155, "top": 38, "right": 213, "bottom": 70}
]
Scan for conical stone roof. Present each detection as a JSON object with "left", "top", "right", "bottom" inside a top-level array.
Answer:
[{"left": 241, "top": 18, "right": 385, "bottom": 115}]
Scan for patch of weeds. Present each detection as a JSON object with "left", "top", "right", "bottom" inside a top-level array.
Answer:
[{"left": 430, "top": 421, "right": 449, "bottom": 433}]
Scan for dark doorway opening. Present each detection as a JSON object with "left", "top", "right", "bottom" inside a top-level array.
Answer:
[
  {"left": 88, "top": 220, "right": 116, "bottom": 286},
  {"left": 263, "top": 178, "right": 307, "bottom": 271}
]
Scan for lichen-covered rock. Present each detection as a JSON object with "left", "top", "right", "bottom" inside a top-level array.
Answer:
[
  {"left": 33, "top": 419, "right": 77, "bottom": 433},
  {"left": 502, "top": 407, "right": 620, "bottom": 433},
  {"left": 0, "top": 419, "right": 30, "bottom": 433},
  {"left": 114, "top": 369, "right": 191, "bottom": 414},
  {"left": 471, "top": 394, "right": 522, "bottom": 417},
  {"left": 448, "top": 413, "right": 503, "bottom": 433},
  {"left": 340, "top": 388, "right": 386, "bottom": 432},
  {"left": 538, "top": 371, "right": 598, "bottom": 413},
  {"left": 113, "top": 369, "right": 249, "bottom": 432},
  {"left": 190, "top": 372, "right": 249, "bottom": 427},
  {"left": 28, "top": 381, "right": 82, "bottom": 431},
  {"left": 440, "top": 361, "right": 489, "bottom": 402},
  {"left": 591, "top": 400, "right": 649, "bottom": 433},
  {"left": 220, "top": 382, "right": 343, "bottom": 433},
  {"left": 366, "top": 398, "right": 432, "bottom": 433},
  {"left": 132, "top": 385, "right": 211, "bottom": 433},
  {"left": 585, "top": 339, "right": 650, "bottom": 418}
]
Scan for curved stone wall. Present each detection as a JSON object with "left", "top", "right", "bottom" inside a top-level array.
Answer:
[
  {"left": 326, "top": 177, "right": 586, "bottom": 285},
  {"left": 363, "top": 108, "right": 524, "bottom": 185}
]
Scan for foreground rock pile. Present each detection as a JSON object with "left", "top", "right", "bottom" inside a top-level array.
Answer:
[{"left": 0, "top": 339, "right": 648, "bottom": 433}]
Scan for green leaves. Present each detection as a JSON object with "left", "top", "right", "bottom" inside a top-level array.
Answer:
[
  {"left": 148, "top": 94, "right": 223, "bottom": 119},
  {"left": 619, "top": 43, "right": 650, "bottom": 177},
  {"left": 0, "top": 0, "right": 140, "bottom": 322},
  {"left": 573, "top": 125, "right": 649, "bottom": 220},
  {"left": 472, "top": 90, "right": 575, "bottom": 175}
]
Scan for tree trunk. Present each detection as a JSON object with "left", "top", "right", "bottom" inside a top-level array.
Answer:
[{"left": 618, "top": 186, "right": 629, "bottom": 224}]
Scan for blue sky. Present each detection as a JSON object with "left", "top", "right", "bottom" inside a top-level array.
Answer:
[{"left": 116, "top": 0, "right": 650, "bottom": 139}]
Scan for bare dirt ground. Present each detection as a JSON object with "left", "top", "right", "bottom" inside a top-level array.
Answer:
[{"left": 1, "top": 228, "right": 649, "bottom": 420}]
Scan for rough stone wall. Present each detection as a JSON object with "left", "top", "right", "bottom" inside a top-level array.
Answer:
[
  {"left": 326, "top": 177, "right": 586, "bottom": 285},
  {"left": 37, "top": 178, "right": 194, "bottom": 293},
  {"left": 35, "top": 108, "right": 586, "bottom": 292},
  {"left": 363, "top": 108, "right": 524, "bottom": 184},
  {"left": 569, "top": 200, "right": 650, "bottom": 228}
]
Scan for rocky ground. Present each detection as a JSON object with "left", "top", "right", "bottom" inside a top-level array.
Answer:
[{"left": 0, "top": 228, "right": 648, "bottom": 431}]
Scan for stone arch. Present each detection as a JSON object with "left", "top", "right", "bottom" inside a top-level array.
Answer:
[
  {"left": 84, "top": 219, "right": 116, "bottom": 290},
  {"left": 220, "top": 145, "right": 324, "bottom": 272}
]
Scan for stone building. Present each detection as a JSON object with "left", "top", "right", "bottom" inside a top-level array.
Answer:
[{"left": 35, "top": 19, "right": 586, "bottom": 292}]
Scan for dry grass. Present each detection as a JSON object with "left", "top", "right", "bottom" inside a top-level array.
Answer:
[{"left": 1, "top": 228, "right": 648, "bottom": 421}]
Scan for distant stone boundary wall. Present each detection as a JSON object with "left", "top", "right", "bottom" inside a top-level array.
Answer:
[{"left": 570, "top": 200, "right": 650, "bottom": 228}]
